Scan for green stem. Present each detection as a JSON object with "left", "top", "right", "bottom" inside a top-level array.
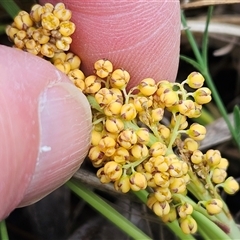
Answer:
[
  {"left": 66, "top": 180, "right": 152, "bottom": 240},
  {"left": 181, "top": 11, "right": 204, "bottom": 66},
  {"left": 0, "top": 220, "right": 8, "bottom": 240},
  {"left": 134, "top": 190, "right": 196, "bottom": 240},
  {"left": 0, "top": 0, "right": 20, "bottom": 19},
  {"left": 192, "top": 211, "right": 231, "bottom": 240},
  {"left": 202, "top": 6, "right": 213, "bottom": 67}
]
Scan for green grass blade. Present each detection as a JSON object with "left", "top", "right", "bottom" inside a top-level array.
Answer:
[
  {"left": 0, "top": 220, "right": 9, "bottom": 240},
  {"left": 0, "top": 0, "right": 21, "bottom": 19},
  {"left": 66, "top": 180, "right": 152, "bottom": 240},
  {"left": 233, "top": 105, "right": 240, "bottom": 143}
]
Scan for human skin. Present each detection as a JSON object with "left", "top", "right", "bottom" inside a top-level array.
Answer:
[{"left": 0, "top": 0, "right": 180, "bottom": 220}]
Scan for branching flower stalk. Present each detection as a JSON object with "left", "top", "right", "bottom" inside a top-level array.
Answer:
[
  {"left": 181, "top": 6, "right": 240, "bottom": 151},
  {"left": 5, "top": 3, "right": 240, "bottom": 239}
]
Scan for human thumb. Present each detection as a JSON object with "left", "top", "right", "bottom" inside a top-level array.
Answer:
[{"left": 0, "top": 45, "right": 91, "bottom": 220}]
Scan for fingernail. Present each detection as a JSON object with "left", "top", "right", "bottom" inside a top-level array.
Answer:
[{"left": 20, "top": 82, "right": 91, "bottom": 206}]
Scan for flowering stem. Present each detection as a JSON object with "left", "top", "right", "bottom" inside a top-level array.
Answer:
[
  {"left": 134, "top": 190, "right": 196, "bottom": 240},
  {"left": 0, "top": 220, "right": 8, "bottom": 240},
  {"left": 181, "top": 7, "right": 240, "bottom": 150},
  {"left": 66, "top": 180, "right": 152, "bottom": 240}
]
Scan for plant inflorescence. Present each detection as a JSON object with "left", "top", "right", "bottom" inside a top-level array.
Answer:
[{"left": 5, "top": 2, "right": 240, "bottom": 238}]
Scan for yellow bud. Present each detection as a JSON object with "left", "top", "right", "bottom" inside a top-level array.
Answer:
[
  {"left": 205, "top": 149, "right": 221, "bottom": 167},
  {"left": 129, "top": 172, "right": 147, "bottom": 191},
  {"left": 54, "top": 61, "right": 71, "bottom": 74},
  {"left": 179, "top": 215, "right": 197, "bottom": 234},
  {"left": 153, "top": 201, "right": 170, "bottom": 217},
  {"left": 56, "top": 36, "right": 72, "bottom": 51},
  {"left": 6, "top": 26, "right": 19, "bottom": 40},
  {"left": 183, "top": 138, "right": 199, "bottom": 152},
  {"left": 187, "top": 123, "right": 206, "bottom": 141},
  {"left": 32, "top": 28, "right": 50, "bottom": 44},
  {"left": 68, "top": 69, "right": 85, "bottom": 85},
  {"left": 159, "top": 89, "right": 179, "bottom": 108},
  {"left": 147, "top": 193, "right": 158, "bottom": 209},
  {"left": 105, "top": 117, "right": 124, "bottom": 133},
  {"left": 14, "top": 11, "right": 33, "bottom": 30},
  {"left": 178, "top": 99, "right": 196, "bottom": 117},
  {"left": 161, "top": 206, "right": 177, "bottom": 223},
  {"left": 120, "top": 103, "right": 137, "bottom": 121},
  {"left": 84, "top": 75, "right": 102, "bottom": 94},
  {"left": 217, "top": 158, "right": 229, "bottom": 170},
  {"left": 133, "top": 96, "right": 152, "bottom": 112},
  {"left": 223, "top": 177, "right": 239, "bottom": 195},
  {"left": 149, "top": 142, "right": 167, "bottom": 157},
  {"left": 117, "top": 129, "right": 137, "bottom": 149},
  {"left": 41, "top": 12, "right": 60, "bottom": 30},
  {"left": 168, "top": 161, "right": 184, "bottom": 177},
  {"left": 30, "top": 4, "right": 43, "bottom": 22},
  {"left": 152, "top": 156, "right": 169, "bottom": 172},
  {"left": 193, "top": 87, "right": 212, "bottom": 105},
  {"left": 110, "top": 69, "right": 130, "bottom": 89},
  {"left": 158, "top": 124, "right": 170, "bottom": 140},
  {"left": 88, "top": 146, "right": 105, "bottom": 162},
  {"left": 130, "top": 144, "right": 148, "bottom": 159},
  {"left": 114, "top": 175, "right": 131, "bottom": 193},
  {"left": 91, "top": 130, "right": 102, "bottom": 146},
  {"left": 98, "top": 136, "right": 116, "bottom": 157},
  {"left": 104, "top": 101, "right": 122, "bottom": 116},
  {"left": 41, "top": 43, "right": 57, "bottom": 58},
  {"left": 113, "top": 147, "right": 130, "bottom": 164},
  {"left": 205, "top": 199, "right": 223, "bottom": 215},
  {"left": 97, "top": 167, "right": 111, "bottom": 184},
  {"left": 169, "top": 177, "right": 186, "bottom": 193},
  {"left": 136, "top": 128, "right": 150, "bottom": 144},
  {"left": 59, "top": 21, "right": 76, "bottom": 36},
  {"left": 151, "top": 108, "right": 164, "bottom": 122},
  {"left": 154, "top": 187, "right": 172, "bottom": 202},
  {"left": 186, "top": 72, "right": 204, "bottom": 89},
  {"left": 153, "top": 172, "right": 170, "bottom": 188},
  {"left": 191, "top": 150, "right": 204, "bottom": 164},
  {"left": 53, "top": 3, "right": 72, "bottom": 21},
  {"left": 66, "top": 52, "right": 81, "bottom": 70},
  {"left": 104, "top": 161, "right": 123, "bottom": 181},
  {"left": 138, "top": 78, "right": 157, "bottom": 96},
  {"left": 177, "top": 203, "right": 193, "bottom": 218},
  {"left": 94, "top": 59, "right": 113, "bottom": 78},
  {"left": 212, "top": 168, "right": 227, "bottom": 184}
]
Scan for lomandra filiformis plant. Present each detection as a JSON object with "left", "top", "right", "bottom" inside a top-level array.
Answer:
[{"left": 6, "top": 3, "right": 240, "bottom": 239}]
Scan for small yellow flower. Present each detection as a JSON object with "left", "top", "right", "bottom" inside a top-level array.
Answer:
[
  {"left": 59, "top": 21, "right": 76, "bottom": 37},
  {"left": 105, "top": 117, "right": 124, "bottom": 133},
  {"left": 179, "top": 215, "right": 197, "bottom": 234},
  {"left": 154, "top": 187, "right": 172, "bottom": 202},
  {"left": 130, "top": 143, "right": 148, "bottom": 159},
  {"left": 136, "top": 128, "right": 150, "bottom": 144},
  {"left": 152, "top": 201, "right": 170, "bottom": 217},
  {"left": 66, "top": 52, "right": 81, "bottom": 70},
  {"left": 129, "top": 172, "right": 147, "bottom": 191},
  {"left": 120, "top": 103, "right": 137, "bottom": 121},
  {"left": 41, "top": 12, "right": 60, "bottom": 30},
  {"left": 114, "top": 175, "right": 131, "bottom": 193},
  {"left": 104, "top": 161, "right": 123, "bottom": 181},
  {"left": 110, "top": 69, "right": 130, "bottom": 89},
  {"left": 161, "top": 206, "right": 177, "bottom": 223},
  {"left": 14, "top": 11, "right": 33, "bottom": 30},
  {"left": 191, "top": 150, "right": 204, "bottom": 164},
  {"left": 84, "top": 75, "right": 102, "bottom": 94},
  {"left": 205, "top": 149, "right": 221, "bottom": 167},
  {"left": 149, "top": 142, "right": 167, "bottom": 157},
  {"left": 117, "top": 129, "right": 137, "bottom": 149},
  {"left": 205, "top": 199, "right": 223, "bottom": 215},
  {"left": 113, "top": 147, "right": 130, "bottom": 164},
  {"left": 177, "top": 203, "right": 193, "bottom": 218},
  {"left": 193, "top": 87, "right": 212, "bottom": 105},
  {"left": 223, "top": 177, "right": 239, "bottom": 195},
  {"left": 212, "top": 168, "right": 227, "bottom": 184},
  {"left": 186, "top": 72, "right": 204, "bottom": 89},
  {"left": 138, "top": 78, "right": 157, "bottom": 96},
  {"left": 94, "top": 59, "right": 113, "bottom": 78},
  {"left": 187, "top": 123, "right": 206, "bottom": 141}
]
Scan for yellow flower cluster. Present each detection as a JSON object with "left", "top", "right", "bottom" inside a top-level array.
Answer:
[
  {"left": 5, "top": 3, "right": 240, "bottom": 235},
  {"left": 6, "top": 3, "right": 75, "bottom": 58}
]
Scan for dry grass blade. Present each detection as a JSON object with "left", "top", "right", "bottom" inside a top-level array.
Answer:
[{"left": 181, "top": 0, "right": 240, "bottom": 9}]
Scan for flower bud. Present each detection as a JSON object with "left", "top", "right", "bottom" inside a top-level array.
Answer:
[
  {"left": 193, "top": 87, "right": 212, "bottom": 105},
  {"left": 138, "top": 78, "right": 157, "bottom": 96},
  {"left": 177, "top": 203, "right": 193, "bottom": 218},
  {"left": 187, "top": 123, "right": 206, "bottom": 141},
  {"left": 154, "top": 187, "right": 172, "bottom": 202},
  {"left": 110, "top": 69, "right": 130, "bottom": 89},
  {"left": 153, "top": 201, "right": 170, "bottom": 217},
  {"left": 114, "top": 175, "right": 131, "bottom": 193},
  {"left": 191, "top": 150, "right": 204, "bottom": 164},
  {"left": 205, "top": 149, "right": 221, "bottom": 167},
  {"left": 205, "top": 199, "right": 223, "bottom": 215},
  {"left": 179, "top": 215, "right": 197, "bottom": 234},
  {"left": 130, "top": 144, "right": 149, "bottom": 159},
  {"left": 186, "top": 72, "right": 204, "bottom": 89},
  {"left": 121, "top": 103, "right": 137, "bottom": 121},
  {"left": 223, "top": 177, "right": 239, "bottom": 195},
  {"left": 212, "top": 168, "right": 227, "bottom": 184},
  {"left": 149, "top": 142, "right": 167, "bottom": 157},
  {"left": 129, "top": 172, "right": 147, "bottom": 191},
  {"left": 104, "top": 161, "right": 123, "bottom": 181},
  {"left": 161, "top": 206, "right": 177, "bottom": 223},
  {"left": 94, "top": 59, "right": 113, "bottom": 78}
]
